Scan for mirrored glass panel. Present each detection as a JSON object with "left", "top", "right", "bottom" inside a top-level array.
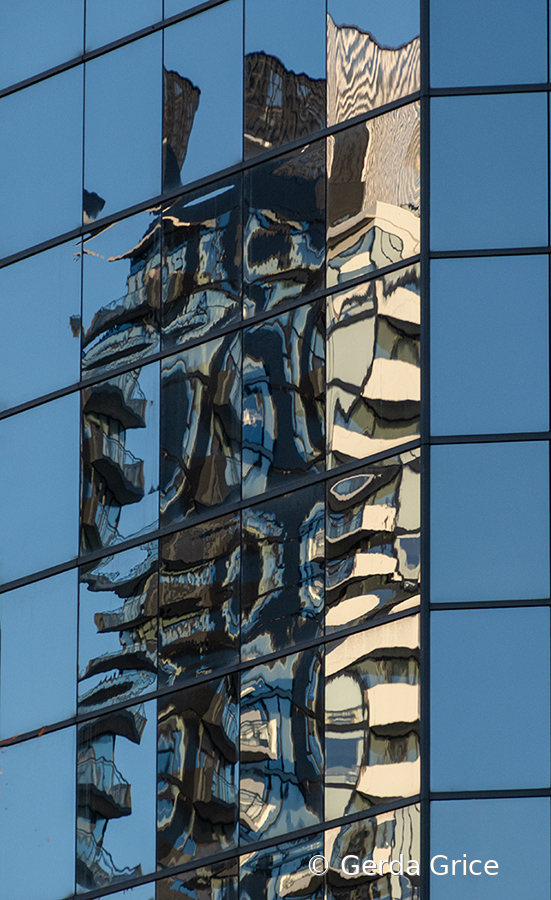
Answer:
[
  {"left": 326, "top": 616, "right": 419, "bottom": 819},
  {"left": 158, "top": 860, "right": 238, "bottom": 900},
  {"left": 243, "top": 302, "right": 325, "bottom": 498},
  {"left": 162, "top": 176, "right": 242, "bottom": 348},
  {"left": 244, "top": 0, "right": 325, "bottom": 157},
  {"left": 160, "top": 333, "right": 241, "bottom": 524},
  {"left": 160, "top": 514, "right": 240, "bottom": 686},
  {"left": 86, "top": 0, "right": 162, "bottom": 51},
  {"left": 157, "top": 675, "right": 238, "bottom": 866},
  {"left": 431, "top": 255, "right": 549, "bottom": 436},
  {"left": 79, "top": 543, "right": 158, "bottom": 714},
  {"left": 240, "top": 649, "right": 323, "bottom": 843},
  {"left": 328, "top": 264, "right": 420, "bottom": 464},
  {"left": 0, "top": 68, "right": 83, "bottom": 259},
  {"left": 327, "top": 103, "right": 420, "bottom": 287},
  {"left": 431, "top": 608, "right": 550, "bottom": 791},
  {"left": 431, "top": 441, "right": 550, "bottom": 603},
  {"left": 0, "top": 1, "right": 83, "bottom": 89},
  {"left": 244, "top": 142, "right": 325, "bottom": 316},
  {"left": 84, "top": 34, "right": 162, "bottom": 220},
  {"left": 242, "top": 483, "right": 324, "bottom": 660},
  {"left": 0, "top": 728, "right": 76, "bottom": 900},
  {"left": 0, "top": 241, "right": 81, "bottom": 410},
  {"left": 430, "top": 93, "right": 548, "bottom": 251},
  {"left": 328, "top": 0, "right": 420, "bottom": 125},
  {"left": 77, "top": 699, "right": 157, "bottom": 891},
  {"left": 164, "top": 0, "right": 201, "bottom": 15},
  {"left": 81, "top": 363, "right": 160, "bottom": 552},
  {"left": 107, "top": 885, "right": 155, "bottom": 900},
  {"left": 163, "top": 1, "right": 242, "bottom": 189},
  {"left": 0, "top": 569, "right": 77, "bottom": 740},
  {"left": 327, "top": 450, "right": 420, "bottom": 632},
  {"left": 240, "top": 834, "right": 324, "bottom": 900},
  {"left": 0, "top": 392, "right": 80, "bottom": 585}
]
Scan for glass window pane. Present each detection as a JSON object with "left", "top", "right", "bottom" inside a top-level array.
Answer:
[
  {"left": 431, "top": 608, "right": 550, "bottom": 791},
  {"left": 0, "top": 68, "right": 83, "bottom": 259},
  {"left": 243, "top": 302, "right": 325, "bottom": 498},
  {"left": 244, "top": 142, "right": 325, "bottom": 316},
  {"left": 81, "top": 363, "right": 160, "bottom": 552},
  {"left": 0, "top": 392, "right": 80, "bottom": 585},
  {"left": 86, "top": 0, "right": 162, "bottom": 51},
  {"left": 164, "top": 0, "right": 200, "bottom": 15},
  {"left": 328, "top": 265, "right": 420, "bottom": 464},
  {"left": 0, "top": 1, "right": 84, "bottom": 89},
  {"left": 160, "top": 333, "right": 241, "bottom": 524},
  {"left": 158, "top": 860, "right": 238, "bottom": 900},
  {"left": 82, "top": 210, "right": 161, "bottom": 379},
  {"left": 240, "top": 835, "right": 323, "bottom": 900},
  {"left": 163, "top": 1, "right": 243, "bottom": 190},
  {"left": 79, "top": 543, "right": 158, "bottom": 714},
  {"left": 430, "top": 441, "right": 550, "bottom": 603},
  {"left": 328, "top": 0, "right": 420, "bottom": 125},
  {"left": 0, "top": 728, "right": 76, "bottom": 900},
  {"left": 84, "top": 35, "right": 162, "bottom": 220},
  {"left": 430, "top": 93, "right": 548, "bottom": 251},
  {"left": 0, "top": 570, "right": 78, "bottom": 739},
  {"left": 327, "top": 103, "right": 420, "bottom": 287},
  {"left": 162, "top": 176, "right": 242, "bottom": 348},
  {"left": 431, "top": 256, "right": 550, "bottom": 435},
  {"left": 245, "top": 0, "right": 325, "bottom": 157},
  {"left": 0, "top": 241, "right": 81, "bottom": 410},
  {"left": 107, "top": 886, "right": 155, "bottom": 900}
]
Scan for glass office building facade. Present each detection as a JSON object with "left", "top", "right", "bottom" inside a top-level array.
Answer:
[{"left": 0, "top": 2, "right": 549, "bottom": 899}]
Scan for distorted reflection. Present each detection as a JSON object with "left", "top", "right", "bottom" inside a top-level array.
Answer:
[
  {"left": 326, "top": 451, "right": 420, "bottom": 631},
  {"left": 325, "top": 616, "right": 420, "bottom": 819},
  {"left": 325, "top": 804, "right": 420, "bottom": 899},
  {"left": 157, "top": 676, "right": 238, "bottom": 866},
  {"left": 240, "top": 835, "right": 324, "bottom": 900},
  {"left": 82, "top": 363, "right": 160, "bottom": 551},
  {"left": 81, "top": 211, "right": 161, "bottom": 378},
  {"left": 78, "top": 543, "right": 158, "bottom": 714},
  {"left": 162, "top": 178, "right": 242, "bottom": 348},
  {"left": 244, "top": 143, "right": 325, "bottom": 315},
  {"left": 160, "top": 514, "right": 240, "bottom": 686},
  {"left": 160, "top": 333, "right": 241, "bottom": 523},
  {"left": 327, "top": 265, "right": 420, "bottom": 464},
  {"left": 327, "top": 104, "right": 420, "bottom": 286},
  {"left": 240, "top": 649, "right": 323, "bottom": 843},
  {"left": 242, "top": 484, "right": 324, "bottom": 660},
  {"left": 77, "top": 699, "right": 156, "bottom": 891},
  {"left": 243, "top": 302, "right": 324, "bottom": 498},
  {"left": 158, "top": 859, "right": 238, "bottom": 900}
]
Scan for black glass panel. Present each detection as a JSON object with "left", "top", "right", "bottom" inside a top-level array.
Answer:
[
  {"left": 240, "top": 834, "right": 324, "bottom": 900},
  {"left": 159, "top": 514, "right": 240, "bottom": 686},
  {"left": 157, "top": 675, "right": 238, "bottom": 866},
  {"left": 244, "top": 143, "right": 325, "bottom": 316},
  {"left": 158, "top": 860, "right": 238, "bottom": 900},
  {"left": 160, "top": 333, "right": 241, "bottom": 524},
  {"left": 1, "top": 1, "right": 84, "bottom": 89},
  {"left": 162, "top": 177, "right": 242, "bottom": 348},
  {"left": 243, "top": 302, "right": 325, "bottom": 498}
]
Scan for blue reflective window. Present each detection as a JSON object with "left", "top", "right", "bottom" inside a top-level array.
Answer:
[
  {"left": 86, "top": 0, "right": 162, "bottom": 51},
  {"left": 0, "top": 2, "right": 84, "bottom": 89}
]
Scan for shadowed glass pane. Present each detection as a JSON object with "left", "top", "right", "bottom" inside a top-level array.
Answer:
[
  {"left": 158, "top": 860, "right": 238, "bottom": 900},
  {"left": 0, "top": 1, "right": 83, "bottom": 89},
  {"left": 240, "top": 835, "right": 324, "bottom": 900},
  {"left": 86, "top": 0, "right": 162, "bottom": 51}
]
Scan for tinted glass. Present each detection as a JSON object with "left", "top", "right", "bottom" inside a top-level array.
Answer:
[
  {"left": 430, "top": 93, "right": 548, "bottom": 251},
  {"left": 164, "top": 0, "right": 201, "bottom": 14},
  {"left": 431, "top": 441, "right": 550, "bottom": 602},
  {"left": 0, "top": 241, "right": 81, "bottom": 410},
  {"left": 243, "top": 302, "right": 325, "bottom": 498},
  {"left": 160, "top": 333, "right": 241, "bottom": 524},
  {"left": 0, "top": 68, "right": 83, "bottom": 259},
  {"left": 158, "top": 860, "right": 238, "bottom": 900},
  {"left": 240, "top": 649, "right": 323, "bottom": 843},
  {"left": 79, "top": 543, "right": 158, "bottom": 714},
  {"left": 242, "top": 483, "right": 324, "bottom": 660},
  {"left": 327, "top": 450, "right": 420, "bottom": 632},
  {"left": 157, "top": 676, "right": 238, "bottom": 866},
  {"left": 240, "top": 834, "right": 324, "bottom": 900},
  {"left": 84, "top": 35, "right": 162, "bottom": 220},
  {"left": 163, "top": 1, "right": 242, "bottom": 189},
  {"left": 245, "top": 0, "right": 325, "bottom": 156},
  {"left": 0, "top": 728, "right": 76, "bottom": 900},
  {"left": 108, "top": 886, "right": 155, "bottom": 900},
  {"left": 160, "top": 514, "right": 240, "bottom": 686},
  {"left": 81, "top": 363, "right": 160, "bottom": 552},
  {"left": 328, "top": 0, "right": 420, "bottom": 125},
  {"left": 82, "top": 210, "right": 161, "bottom": 378},
  {"left": 0, "top": 392, "right": 80, "bottom": 585},
  {"left": 328, "top": 265, "right": 420, "bottom": 464},
  {"left": 162, "top": 177, "right": 242, "bottom": 348},
  {"left": 0, "top": 570, "right": 77, "bottom": 740},
  {"left": 327, "top": 103, "right": 420, "bottom": 287},
  {"left": 86, "top": 0, "right": 162, "bottom": 51},
  {"left": 0, "top": 2, "right": 83, "bottom": 89},
  {"left": 431, "top": 255, "right": 549, "bottom": 436},
  {"left": 431, "top": 0, "right": 547, "bottom": 88}
]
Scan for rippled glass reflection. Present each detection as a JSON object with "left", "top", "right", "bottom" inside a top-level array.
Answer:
[
  {"left": 240, "top": 834, "right": 323, "bottom": 900},
  {"left": 158, "top": 860, "right": 238, "bottom": 900}
]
